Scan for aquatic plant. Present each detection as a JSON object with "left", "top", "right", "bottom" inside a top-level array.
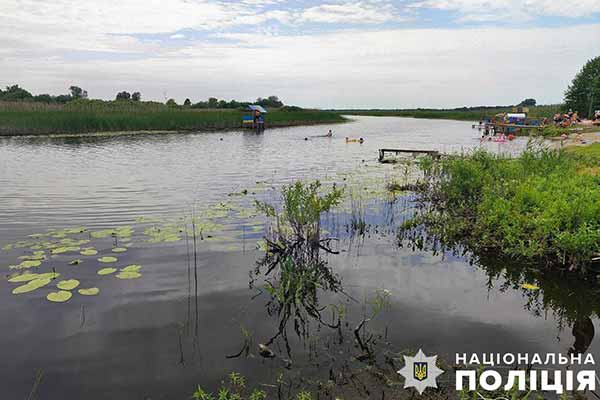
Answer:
[
  {"left": 78, "top": 288, "right": 100, "bottom": 296},
  {"left": 56, "top": 279, "right": 80, "bottom": 290},
  {"left": 399, "top": 145, "right": 600, "bottom": 271},
  {"left": 0, "top": 107, "right": 345, "bottom": 135},
  {"left": 192, "top": 372, "right": 269, "bottom": 400},
  {"left": 253, "top": 181, "right": 344, "bottom": 352},
  {"left": 46, "top": 290, "right": 72, "bottom": 303},
  {"left": 97, "top": 267, "right": 117, "bottom": 275}
]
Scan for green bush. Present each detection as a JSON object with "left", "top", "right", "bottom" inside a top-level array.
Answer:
[{"left": 402, "top": 146, "right": 600, "bottom": 270}]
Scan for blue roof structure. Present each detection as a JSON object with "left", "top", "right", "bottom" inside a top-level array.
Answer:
[{"left": 247, "top": 105, "right": 268, "bottom": 113}]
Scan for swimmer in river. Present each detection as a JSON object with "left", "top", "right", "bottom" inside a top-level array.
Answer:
[{"left": 326, "top": 129, "right": 333, "bottom": 137}]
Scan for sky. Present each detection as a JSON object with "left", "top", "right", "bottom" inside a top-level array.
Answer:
[{"left": 1, "top": 0, "right": 600, "bottom": 108}]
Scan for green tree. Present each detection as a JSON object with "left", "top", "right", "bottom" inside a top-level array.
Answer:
[
  {"left": 0, "top": 85, "right": 33, "bottom": 101},
  {"left": 183, "top": 98, "right": 191, "bottom": 106},
  {"left": 166, "top": 98, "right": 178, "bottom": 107},
  {"left": 116, "top": 91, "right": 131, "bottom": 100},
  {"left": 564, "top": 56, "right": 600, "bottom": 118},
  {"left": 69, "top": 86, "right": 87, "bottom": 99},
  {"left": 207, "top": 97, "right": 218, "bottom": 108},
  {"left": 132, "top": 92, "right": 141, "bottom": 101},
  {"left": 518, "top": 98, "right": 536, "bottom": 107}
]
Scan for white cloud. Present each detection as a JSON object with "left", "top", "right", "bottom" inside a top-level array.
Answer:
[
  {"left": 411, "top": 0, "right": 600, "bottom": 20},
  {"left": 300, "top": 2, "right": 403, "bottom": 24},
  {"left": 170, "top": 34, "right": 186, "bottom": 39},
  {"left": 3, "top": 24, "right": 599, "bottom": 108}
]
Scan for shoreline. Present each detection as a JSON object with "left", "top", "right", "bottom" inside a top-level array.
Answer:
[{"left": 0, "top": 118, "right": 350, "bottom": 138}]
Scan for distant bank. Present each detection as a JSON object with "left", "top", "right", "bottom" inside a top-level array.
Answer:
[
  {"left": 0, "top": 101, "right": 347, "bottom": 136},
  {"left": 335, "top": 105, "right": 561, "bottom": 121}
]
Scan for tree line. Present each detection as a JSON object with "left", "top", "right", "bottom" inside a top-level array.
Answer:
[
  {"left": 0, "top": 85, "right": 88, "bottom": 103},
  {"left": 0, "top": 85, "right": 289, "bottom": 110}
]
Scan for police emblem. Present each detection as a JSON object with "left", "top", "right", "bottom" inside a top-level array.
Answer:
[
  {"left": 398, "top": 349, "right": 444, "bottom": 394},
  {"left": 414, "top": 362, "right": 428, "bottom": 381}
]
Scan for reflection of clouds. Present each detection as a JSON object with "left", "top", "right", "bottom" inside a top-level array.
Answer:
[{"left": 332, "top": 238, "right": 574, "bottom": 355}]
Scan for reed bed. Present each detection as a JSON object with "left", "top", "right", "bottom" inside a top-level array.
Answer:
[{"left": 0, "top": 101, "right": 346, "bottom": 135}]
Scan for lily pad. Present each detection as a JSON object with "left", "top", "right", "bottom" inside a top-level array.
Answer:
[
  {"left": 97, "top": 268, "right": 117, "bottom": 275},
  {"left": 12, "top": 278, "right": 52, "bottom": 294},
  {"left": 69, "top": 259, "right": 83, "bottom": 265},
  {"left": 57, "top": 279, "right": 80, "bottom": 290},
  {"left": 112, "top": 247, "right": 127, "bottom": 253},
  {"left": 121, "top": 264, "right": 142, "bottom": 272},
  {"left": 8, "top": 272, "right": 59, "bottom": 283},
  {"left": 521, "top": 283, "right": 540, "bottom": 290},
  {"left": 78, "top": 287, "right": 100, "bottom": 296},
  {"left": 98, "top": 256, "right": 118, "bottom": 263},
  {"left": 47, "top": 290, "right": 73, "bottom": 303},
  {"left": 18, "top": 253, "right": 46, "bottom": 261},
  {"left": 115, "top": 271, "right": 142, "bottom": 280},
  {"left": 51, "top": 246, "right": 80, "bottom": 255},
  {"left": 80, "top": 248, "right": 98, "bottom": 256},
  {"left": 9, "top": 260, "right": 42, "bottom": 269}
]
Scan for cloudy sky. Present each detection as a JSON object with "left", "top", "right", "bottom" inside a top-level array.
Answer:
[{"left": 2, "top": 0, "right": 600, "bottom": 108}]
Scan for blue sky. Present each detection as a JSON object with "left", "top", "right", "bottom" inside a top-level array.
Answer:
[{"left": 2, "top": 0, "right": 600, "bottom": 108}]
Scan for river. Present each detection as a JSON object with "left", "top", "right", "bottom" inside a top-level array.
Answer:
[{"left": 0, "top": 116, "right": 596, "bottom": 399}]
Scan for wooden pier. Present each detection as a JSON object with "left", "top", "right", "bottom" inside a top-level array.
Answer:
[{"left": 378, "top": 148, "right": 440, "bottom": 162}]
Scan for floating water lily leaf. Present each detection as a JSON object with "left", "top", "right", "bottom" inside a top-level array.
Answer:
[
  {"left": 78, "top": 287, "right": 100, "bottom": 296},
  {"left": 9, "top": 260, "right": 42, "bottom": 270},
  {"left": 121, "top": 264, "right": 142, "bottom": 272},
  {"left": 98, "top": 256, "right": 118, "bottom": 263},
  {"left": 2, "top": 244, "right": 14, "bottom": 251},
  {"left": 115, "top": 271, "right": 142, "bottom": 279},
  {"left": 8, "top": 272, "right": 59, "bottom": 283},
  {"left": 57, "top": 279, "right": 80, "bottom": 290},
  {"left": 51, "top": 246, "right": 80, "bottom": 255},
  {"left": 144, "top": 225, "right": 181, "bottom": 243},
  {"left": 112, "top": 247, "right": 127, "bottom": 253},
  {"left": 69, "top": 259, "right": 83, "bottom": 265},
  {"left": 18, "top": 253, "right": 46, "bottom": 261},
  {"left": 8, "top": 273, "right": 40, "bottom": 283},
  {"left": 80, "top": 248, "right": 98, "bottom": 256},
  {"left": 12, "top": 278, "right": 52, "bottom": 294},
  {"left": 521, "top": 283, "right": 540, "bottom": 290},
  {"left": 47, "top": 290, "right": 72, "bottom": 303},
  {"left": 97, "top": 268, "right": 117, "bottom": 275},
  {"left": 63, "top": 227, "right": 87, "bottom": 234}
]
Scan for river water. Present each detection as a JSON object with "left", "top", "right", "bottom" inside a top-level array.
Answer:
[{"left": 0, "top": 116, "right": 596, "bottom": 399}]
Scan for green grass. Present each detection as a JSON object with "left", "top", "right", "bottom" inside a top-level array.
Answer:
[
  {"left": 400, "top": 146, "right": 600, "bottom": 270},
  {"left": 340, "top": 105, "right": 561, "bottom": 121},
  {"left": 0, "top": 100, "right": 346, "bottom": 135}
]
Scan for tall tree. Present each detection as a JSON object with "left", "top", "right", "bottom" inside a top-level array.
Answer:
[
  {"left": 518, "top": 98, "right": 536, "bottom": 107},
  {"left": 69, "top": 86, "right": 87, "bottom": 99},
  {"left": 132, "top": 92, "right": 141, "bottom": 101},
  {"left": 166, "top": 98, "right": 178, "bottom": 107},
  {"left": 0, "top": 85, "right": 33, "bottom": 101},
  {"left": 208, "top": 97, "right": 218, "bottom": 108},
  {"left": 183, "top": 98, "right": 191, "bottom": 106},
  {"left": 564, "top": 56, "right": 600, "bottom": 118},
  {"left": 116, "top": 91, "right": 131, "bottom": 100}
]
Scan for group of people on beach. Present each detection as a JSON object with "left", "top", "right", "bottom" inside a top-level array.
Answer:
[{"left": 552, "top": 109, "right": 580, "bottom": 127}]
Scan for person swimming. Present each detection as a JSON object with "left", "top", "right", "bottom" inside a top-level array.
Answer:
[{"left": 326, "top": 129, "right": 333, "bottom": 137}]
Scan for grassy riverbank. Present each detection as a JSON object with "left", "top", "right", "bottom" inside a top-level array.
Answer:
[
  {"left": 340, "top": 105, "right": 560, "bottom": 121},
  {"left": 0, "top": 100, "right": 346, "bottom": 135},
  {"left": 399, "top": 144, "right": 600, "bottom": 271}
]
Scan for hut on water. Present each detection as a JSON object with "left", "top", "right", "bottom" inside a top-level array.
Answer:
[{"left": 243, "top": 105, "right": 268, "bottom": 130}]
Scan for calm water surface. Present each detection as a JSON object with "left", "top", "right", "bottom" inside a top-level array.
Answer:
[{"left": 0, "top": 116, "right": 596, "bottom": 399}]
